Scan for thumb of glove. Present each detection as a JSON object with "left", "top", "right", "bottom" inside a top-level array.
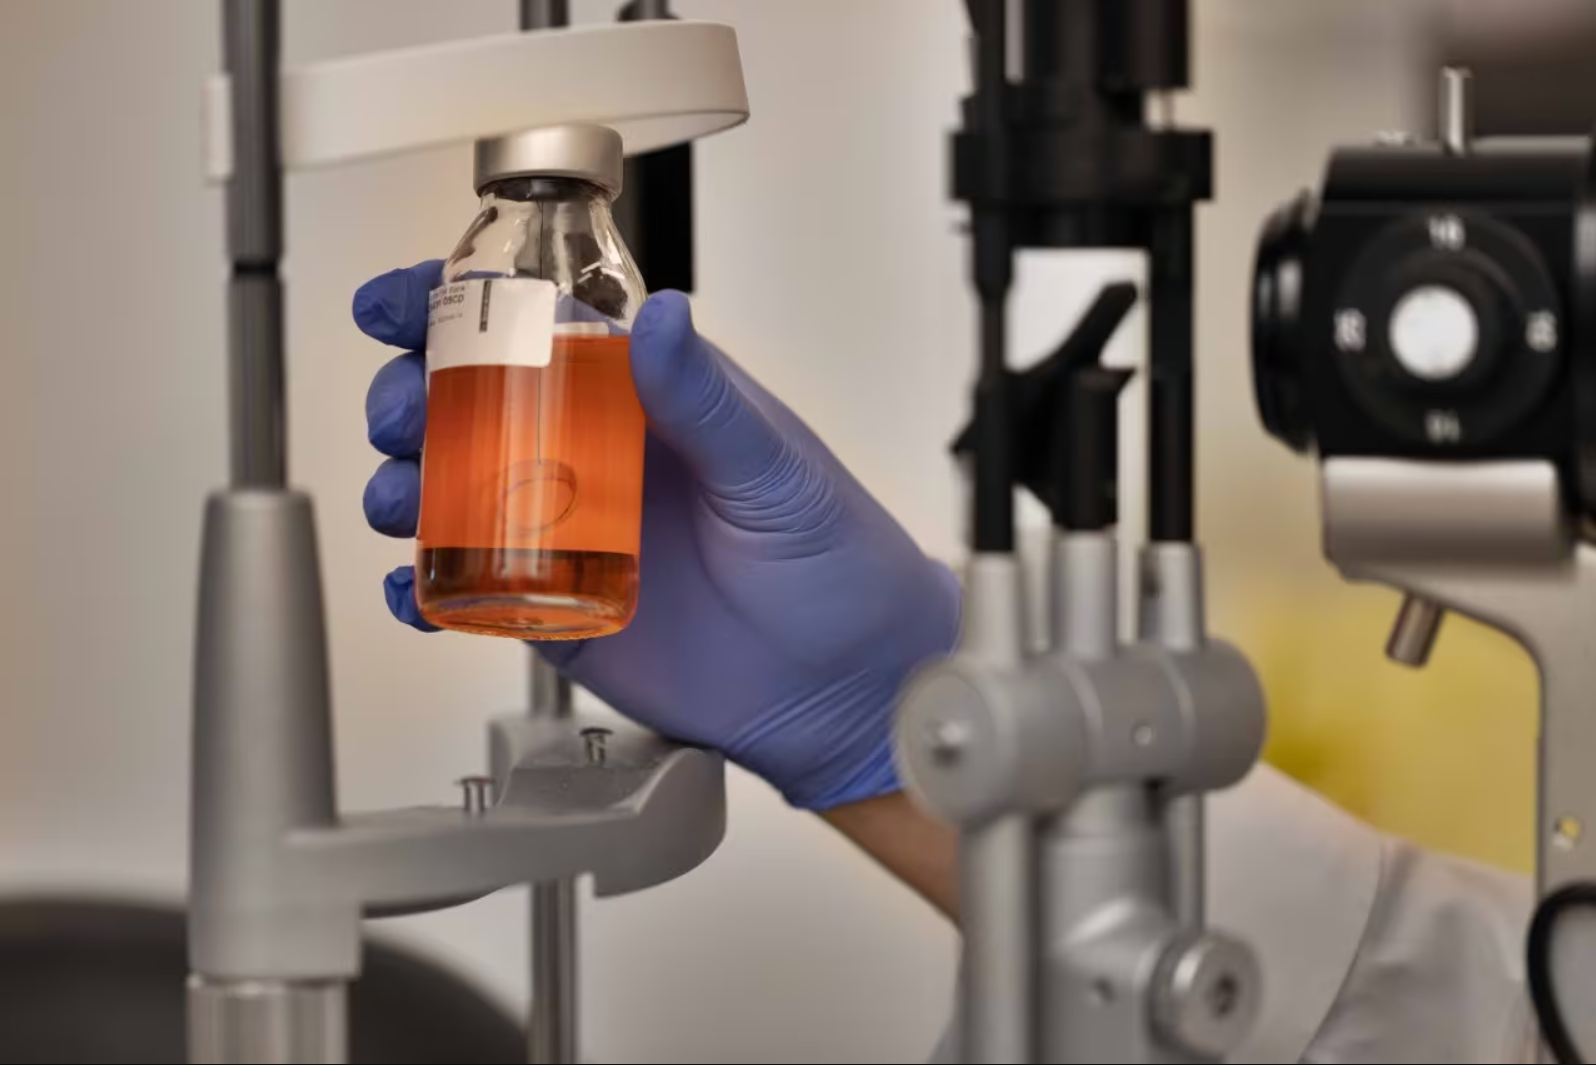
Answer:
[{"left": 631, "top": 292, "right": 828, "bottom": 530}]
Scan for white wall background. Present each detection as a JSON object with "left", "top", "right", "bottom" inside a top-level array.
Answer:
[{"left": 0, "top": 2, "right": 1439, "bottom": 1062}]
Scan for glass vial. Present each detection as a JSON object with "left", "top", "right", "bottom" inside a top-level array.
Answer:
[{"left": 419, "top": 124, "right": 649, "bottom": 640}]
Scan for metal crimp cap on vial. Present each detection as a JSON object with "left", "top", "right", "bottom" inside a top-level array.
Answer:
[{"left": 474, "top": 123, "right": 624, "bottom": 197}]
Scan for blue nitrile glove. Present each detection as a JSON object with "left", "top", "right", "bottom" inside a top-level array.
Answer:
[{"left": 354, "top": 262, "right": 962, "bottom": 811}]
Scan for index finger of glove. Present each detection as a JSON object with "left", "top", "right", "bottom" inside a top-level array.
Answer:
[{"left": 353, "top": 260, "right": 444, "bottom": 351}]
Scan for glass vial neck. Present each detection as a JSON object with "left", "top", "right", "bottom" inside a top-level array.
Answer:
[{"left": 481, "top": 175, "right": 616, "bottom": 207}]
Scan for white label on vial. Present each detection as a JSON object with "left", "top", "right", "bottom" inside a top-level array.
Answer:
[{"left": 426, "top": 278, "right": 558, "bottom": 374}]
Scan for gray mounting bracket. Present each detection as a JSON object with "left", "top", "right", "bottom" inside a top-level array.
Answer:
[
  {"left": 1322, "top": 457, "right": 1596, "bottom": 1059},
  {"left": 187, "top": 491, "right": 725, "bottom": 1062}
]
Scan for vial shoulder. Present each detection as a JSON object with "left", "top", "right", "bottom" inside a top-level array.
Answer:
[{"left": 443, "top": 197, "right": 647, "bottom": 328}]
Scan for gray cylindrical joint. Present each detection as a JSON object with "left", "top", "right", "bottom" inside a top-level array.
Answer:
[
  {"left": 1138, "top": 641, "right": 1269, "bottom": 796},
  {"left": 897, "top": 659, "right": 1087, "bottom": 826},
  {"left": 1387, "top": 595, "right": 1446, "bottom": 668},
  {"left": 189, "top": 978, "right": 347, "bottom": 1064},
  {"left": 1441, "top": 66, "right": 1474, "bottom": 155}
]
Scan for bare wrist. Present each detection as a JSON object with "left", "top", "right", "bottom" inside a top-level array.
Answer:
[{"left": 823, "top": 791, "right": 960, "bottom": 920}]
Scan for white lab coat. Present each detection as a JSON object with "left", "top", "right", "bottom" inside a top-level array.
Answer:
[{"left": 932, "top": 765, "right": 1539, "bottom": 1063}]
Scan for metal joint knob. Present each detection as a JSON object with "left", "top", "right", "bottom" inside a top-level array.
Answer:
[
  {"left": 1153, "top": 932, "right": 1261, "bottom": 1060},
  {"left": 1387, "top": 595, "right": 1446, "bottom": 668}
]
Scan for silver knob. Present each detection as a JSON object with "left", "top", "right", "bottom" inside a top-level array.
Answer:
[
  {"left": 1388, "top": 285, "right": 1479, "bottom": 383},
  {"left": 458, "top": 776, "right": 495, "bottom": 816},
  {"left": 1154, "top": 933, "right": 1261, "bottom": 1059},
  {"left": 1441, "top": 67, "right": 1474, "bottom": 156},
  {"left": 1387, "top": 595, "right": 1446, "bottom": 668}
]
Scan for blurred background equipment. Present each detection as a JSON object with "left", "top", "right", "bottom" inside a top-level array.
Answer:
[{"left": 1252, "top": 63, "right": 1596, "bottom": 1063}]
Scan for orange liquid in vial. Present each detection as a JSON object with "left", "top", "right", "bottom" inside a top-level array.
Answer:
[{"left": 416, "top": 334, "right": 644, "bottom": 639}]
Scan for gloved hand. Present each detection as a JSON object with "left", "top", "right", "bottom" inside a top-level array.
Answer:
[{"left": 354, "top": 262, "right": 962, "bottom": 812}]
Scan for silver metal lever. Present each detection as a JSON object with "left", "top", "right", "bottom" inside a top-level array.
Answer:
[{"left": 1387, "top": 595, "right": 1446, "bottom": 668}]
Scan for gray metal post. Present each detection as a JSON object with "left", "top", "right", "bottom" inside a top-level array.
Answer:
[
  {"left": 960, "top": 555, "right": 1039, "bottom": 1063},
  {"left": 1140, "top": 542, "right": 1208, "bottom": 930},
  {"left": 529, "top": 877, "right": 579, "bottom": 1065},
  {"left": 1044, "top": 536, "right": 1197, "bottom": 1064},
  {"left": 225, "top": 0, "right": 285, "bottom": 489},
  {"left": 961, "top": 816, "right": 1038, "bottom": 1063},
  {"left": 191, "top": 4, "right": 355, "bottom": 1061},
  {"left": 527, "top": 660, "right": 579, "bottom": 1065}
]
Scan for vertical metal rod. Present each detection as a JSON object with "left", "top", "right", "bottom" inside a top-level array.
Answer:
[
  {"left": 530, "top": 878, "right": 579, "bottom": 1065},
  {"left": 1140, "top": 542, "right": 1207, "bottom": 929},
  {"left": 527, "top": 661, "right": 576, "bottom": 1065},
  {"left": 527, "top": 660, "right": 578, "bottom": 1065},
  {"left": 954, "top": 555, "right": 1036, "bottom": 1063},
  {"left": 225, "top": 0, "right": 286, "bottom": 489},
  {"left": 520, "top": 0, "right": 570, "bottom": 29},
  {"left": 530, "top": 654, "right": 571, "bottom": 715},
  {"left": 1148, "top": 208, "right": 1195, "bottom": 544},
  {"left": 961, "top": 817, "right": 1038, "bottom": 1063},
  {"left": 1168, "top": 796, "right": 1205, "bottom": 929},
  {"left": 969, "top": 0, "right": 1016, "bottom": 556}
]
